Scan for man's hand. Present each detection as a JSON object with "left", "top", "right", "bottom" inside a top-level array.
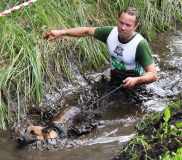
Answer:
[
  {"left": 122, "top": 63, "right": 158, "bottom": 88},
  {"left": 44, "top": 30, "right": 63, "bottom": 41},
  {"left": 123, "top": 77, "right": 138, "bottom": 88}
]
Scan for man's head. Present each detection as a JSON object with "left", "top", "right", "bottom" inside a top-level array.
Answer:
[
  {"left": 117, "top": 7, "right": 140, "bottom": 41},
  {"left": 119, "top": 7, "right": 140, "bottom": 26}
]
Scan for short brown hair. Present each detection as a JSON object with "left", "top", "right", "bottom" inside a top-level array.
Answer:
[{"left": 119, "top": 7, "right": 140, "bottom": 26}]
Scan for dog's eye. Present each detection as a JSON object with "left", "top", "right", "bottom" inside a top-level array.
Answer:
[{"left": 30, "top": 130, "right": 37, "bottom": 135}]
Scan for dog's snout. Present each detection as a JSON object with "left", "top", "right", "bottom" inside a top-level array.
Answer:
[
  {"left": 17, "top": 137, "right": 25, "bottom": 144},
  {"left": 17, "top": 137, "right": 29, "bottom": 148}
]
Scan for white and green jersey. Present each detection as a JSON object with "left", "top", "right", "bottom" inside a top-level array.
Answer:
[{"left": 94, "top": 26, "right": 154, "bottom": 76}]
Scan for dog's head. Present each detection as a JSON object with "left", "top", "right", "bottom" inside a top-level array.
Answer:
[{"left": 18, "top": 122, "right": 67, "bottom": 148}]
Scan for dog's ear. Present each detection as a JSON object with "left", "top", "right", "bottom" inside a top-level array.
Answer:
[
  {"left": 27, "top": 119, "right": 34, "bottom": 126},
  {"left": 42, "top": 123, "right": 55, "bottom": 134}
]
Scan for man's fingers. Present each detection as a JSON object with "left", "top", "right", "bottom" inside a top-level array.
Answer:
[
  {"left": 123, "top": 80, "right": 131, "bottom": 88},
  {"left": 43, "top": 32, "right": 52, "bottom": 40},
  {"left": 48, "top": 37, "right": 56, "bottom": 41},
  {"left": 43, "top": 34, "right": 50, "bottom": 39},
  {"left": 126, "top": 82, "right": 130, "bottom": 87}
]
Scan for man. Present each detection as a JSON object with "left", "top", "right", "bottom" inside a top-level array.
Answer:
[{"left": 44, "top": 7, "right": 157, "bottom": 88}]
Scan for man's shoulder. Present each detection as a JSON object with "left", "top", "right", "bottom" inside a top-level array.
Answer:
[
  {"left": 134, "top": 33, "right": 145, "bottom": 41},
  {"left": 136, "top": 35, "right": 154, "bottom": 67},
  {"left": 94, "top": 26, "right": 116, "bottom": 43},
  {"left": 95, "top": 26, "right": 116, "bottom": 34},
  {"left": 137, "top": 38, "right": 150, "bottom": 49}
]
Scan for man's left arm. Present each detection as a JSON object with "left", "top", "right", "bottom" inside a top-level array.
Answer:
[
  {"left": 123, "top": 63, "right": 157, "bottom": 88},
  {"left": 123, "top": 39, "right": 158, "bottom": 88}
]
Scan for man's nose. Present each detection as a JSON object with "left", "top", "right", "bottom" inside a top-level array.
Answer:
[{"left": 120, "top": 24, "right": 126, "bottom": 30}]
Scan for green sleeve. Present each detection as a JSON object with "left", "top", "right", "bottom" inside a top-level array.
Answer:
[
  {"left": 136, "top": 40, "right": 154, "bottom": 67},
  {"left": 94, "top": 26, "right": 115, "bottom": 44}
]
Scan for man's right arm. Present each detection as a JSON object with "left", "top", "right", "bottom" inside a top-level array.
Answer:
[{"left": 44, "top": 27, "right": 97, "bottom": 41}]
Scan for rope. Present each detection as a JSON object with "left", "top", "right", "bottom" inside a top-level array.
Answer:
[
  {"left": 0, "top": 0, "right": 38, "bottom": 16},
  {"left": 68, "top": 85, "right": 123, "bottom": 121}
]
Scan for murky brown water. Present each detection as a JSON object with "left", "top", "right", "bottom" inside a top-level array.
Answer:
[{"left": 0, "top": 24, "right": 182, "bottom": 160}]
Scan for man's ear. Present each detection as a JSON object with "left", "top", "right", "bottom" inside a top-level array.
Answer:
[
  {"left": 134, "top": 23, "right": 139, "bottom": 29},
  {"left": 42, "top": 123, "right": 55, "bottom": 134}
]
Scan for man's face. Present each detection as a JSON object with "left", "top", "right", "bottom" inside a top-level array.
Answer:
[{"left": 117, "top": 12, "right": 139, "bottom": 42}]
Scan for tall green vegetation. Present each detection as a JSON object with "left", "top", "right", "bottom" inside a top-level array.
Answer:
[{"left": 0, "top": 0, "right": 181, "bottom": 129}]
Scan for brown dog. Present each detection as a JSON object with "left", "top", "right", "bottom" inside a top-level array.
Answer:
[{"left": 18, "top": 106, "right": 80, "bottom": 148}]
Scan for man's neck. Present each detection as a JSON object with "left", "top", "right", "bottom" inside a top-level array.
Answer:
[{"left": 119, "top": 32, "right": 136, "bottom": 43}]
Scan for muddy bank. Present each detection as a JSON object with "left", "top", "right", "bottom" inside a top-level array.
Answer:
[{"left": 113, "top": 96, "right": 182, "bottom": 160}]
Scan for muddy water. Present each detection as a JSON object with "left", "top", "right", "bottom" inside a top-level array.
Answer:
[{"left": 1, "top": 25, "right": 182, "bottom": 160}]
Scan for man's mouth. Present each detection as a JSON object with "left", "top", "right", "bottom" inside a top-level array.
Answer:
[{"left": 119, "top": 31, "right": 126, "bottom": 36}]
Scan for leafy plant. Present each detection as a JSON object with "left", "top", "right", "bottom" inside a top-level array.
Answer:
[
  {"left": 115, "top": 97, "right": 182, "bottom": 159},
  {"left": 162, "top": 147, "right": 182, "bottom": 160},
  {"left": 163, "top": 107, "right": 171, "bottom": 138}
]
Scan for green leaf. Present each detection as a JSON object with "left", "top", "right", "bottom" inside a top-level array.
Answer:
[
  {"left": 163, "top": 107, "right": 170, "bottom": 122},
  {"left": 176, "top": 122, "right": 182, "bottom": 129}
]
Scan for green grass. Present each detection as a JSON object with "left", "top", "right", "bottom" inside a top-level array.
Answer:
[
  {"left": 0, "top": 0, "right": 182, "bottom": 129},
  {"left": 114, "top": 97, "right": 182, "bottom": 159}
]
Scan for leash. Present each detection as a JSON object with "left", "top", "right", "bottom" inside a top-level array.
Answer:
[
  {"left": 63, "top": 85, "right": 123, "bottom": 123},
  {"left": 44, "top": 85, "right": 123, "bottom": 137}
]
